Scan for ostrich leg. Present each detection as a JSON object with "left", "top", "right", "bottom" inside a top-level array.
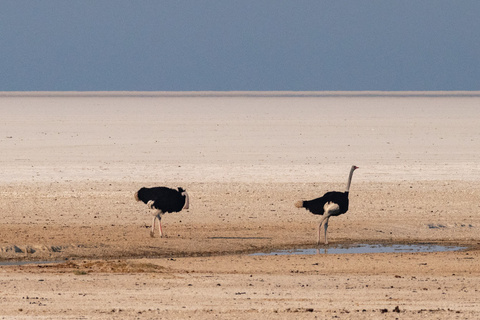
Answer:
[
  {"left": 317, "top": 214, "right": 331, "bottom": 245},
  {"left": 150, "top": 215, "right": 156, "bottom": 237},
  {"left": 158, "top": 214, "right": 164, "bottom": 237},
  {"left": 324, "top": 216, "right": 331, "bottom": 245}
]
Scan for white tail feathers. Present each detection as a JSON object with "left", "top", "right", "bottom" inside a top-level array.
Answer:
[{"left": 295, "top": 200, "right": 304, "bottom": 208}]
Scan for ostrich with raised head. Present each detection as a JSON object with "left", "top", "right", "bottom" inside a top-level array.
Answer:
[
  {"left": 295, "top": 165, "right": 358, "bottom": 245},
  {"left": 134, "top": 186, "right": 190, "bottom": 237}
]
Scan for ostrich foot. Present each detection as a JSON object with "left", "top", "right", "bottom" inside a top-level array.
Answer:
[{"left": 150, "top": 230, "right": 155, "bottom": 238}]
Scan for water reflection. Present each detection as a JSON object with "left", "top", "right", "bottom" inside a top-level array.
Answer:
[
  {"left": 0, "top": 260, "right": 64, "bottom": 266},
  {"left": 251, "top": 244, "right": 467, "bottom": 256}
]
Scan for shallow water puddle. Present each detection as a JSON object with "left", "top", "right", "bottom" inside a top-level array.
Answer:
[
  {"left": 251, "top": 244, "right": 467, "bottom": 256},
  {"left": 209, "top": 237, "right": 272, "bottom": 240},
  {"left": 0, "top": 260, "right": 63, "bottom": 266}
]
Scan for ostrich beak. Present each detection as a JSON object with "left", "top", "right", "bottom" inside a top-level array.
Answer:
[{"left": 134, "top": 192, "right": 140, "bottom": 202}]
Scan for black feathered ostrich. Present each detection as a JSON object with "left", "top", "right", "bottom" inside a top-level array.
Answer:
[
  {"left": 134, "top": 186, "right": 190, "bottom": 237},
  {"left": 295, "top": 165, "right": 358, "bottom": 245}
]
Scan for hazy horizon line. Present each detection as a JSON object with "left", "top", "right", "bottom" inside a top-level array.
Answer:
[{"left": 1, "top": 90, "right": 480, "bottom": 98}]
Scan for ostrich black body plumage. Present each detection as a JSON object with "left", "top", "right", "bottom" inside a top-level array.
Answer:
[
  {"left": 136, "top": 187, "right": 188, "bottom": 213},
  {"left": 135, "top": 186, "right": 189, "bottom": 237},
  {"left": 296, "top": 165, "right": 358, "bottom": 244},
  {"left": 300, "top": 191, "right": 349, "bottom": 217}
]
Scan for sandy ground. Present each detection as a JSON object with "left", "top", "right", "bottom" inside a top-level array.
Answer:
[{"left": 1, "top": 92, "right": 480, "bottom": 319}]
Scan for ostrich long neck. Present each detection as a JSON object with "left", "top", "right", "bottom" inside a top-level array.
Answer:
[
  {"left": 345, "top": 167, "right": 356, "bottom": 192},
  {"left": 182, "top": 191, "right": 190, "bottom": 210}
]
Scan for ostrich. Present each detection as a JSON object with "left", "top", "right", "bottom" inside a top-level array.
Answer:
[
  {"left": 134, "top": 186, "right": 190, "bottom": 237},
  {"left": 295, "top": 165, "right": 358, "bottom": 245}
]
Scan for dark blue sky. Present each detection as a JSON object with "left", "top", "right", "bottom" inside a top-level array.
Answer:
[{"left": 1, "top": 1, "right": 479, "bottom": 91}]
